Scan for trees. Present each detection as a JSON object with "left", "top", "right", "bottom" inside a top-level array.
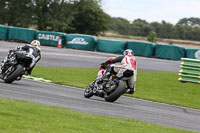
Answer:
[
  {"left": 1, "top": 1, "right": 200, "bottom": 40},
  {"left": 109, "top": 18, "right": 152, "bottom": 36},
  {"left": 32, "top": 0, "right": 75, "bottom": 32},
  {"left": 109, "top": 17, "right": 200, "bottom": 41},
  {"left": 70, "top": 0, "right": 110, "bottom": 35},
  {"left": 109, "top": 17, "right": 132, "bottom": 35},
  {"left": 32, "top": 0, "right": 53, "bottom": 30},
  {"left": 178, "top": 17, "right": 200, "bottom": 27},
  {"left": 174, "top": 24, "right": 185, "bottom": 40},
  {"left": 131, "top": 19, "right": 152, "bottom": 36},
  {"left": 147, "top": 31, "right": 157, "bottom": 43},
  {"left": 0, "top": 0, "right": 7, "bottom": 24},
  {"left": 0, "top": 0, "right": 33, "bottom": 27},
  {"left": 0, "top": 0, "right": 109, "bottom": 35}
]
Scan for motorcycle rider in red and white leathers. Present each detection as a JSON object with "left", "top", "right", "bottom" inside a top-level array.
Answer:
[{"left": 100, "top": 49, "right": 137, "bottom": 94}]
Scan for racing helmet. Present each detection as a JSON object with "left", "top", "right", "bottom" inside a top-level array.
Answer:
[
  {"left": 31, "top": 40, "right": 41, "bottom": 51},
  {"left": 123, "top": 49, "right": 133, "bottom": 56}
]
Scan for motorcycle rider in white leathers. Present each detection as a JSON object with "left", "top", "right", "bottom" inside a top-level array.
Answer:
[
  {"left": 100, "top": 49, "right": 137, "bottom": 94},
  {"left": 0, "top": 40, "right": 41, "bottom": 77}
]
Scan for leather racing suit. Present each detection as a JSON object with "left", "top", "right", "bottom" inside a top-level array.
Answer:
[
  {"left": 0, "top": 44, "right": 41, "bottom": 75},
  {"left": 102, "top": 55, "right": 137, "bottom": 91}
]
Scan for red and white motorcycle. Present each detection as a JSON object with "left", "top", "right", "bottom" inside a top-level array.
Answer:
[{"left": 84, "top": 64, "right": 128, "bottom": 102}]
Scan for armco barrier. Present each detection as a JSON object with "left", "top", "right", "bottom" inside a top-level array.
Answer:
[
  {"left": 186, "top": 48, "right": 200, "bottom": 59},
  {"left": 96, "top": 39, "right": 126, "bottom": 54},
  {"left": 127, "top": 41, "right": 155, "bottom": 57},
  {"left": 0, "top": 25, "right": 8, "bottom": 40},
  {"left": 66, "top": 34, "right": 96, "bottom": 51},
  {"left": 179, "top": 58, "right": 200, "bottom": 84},
  {"left": 155, "top": 44, "right": 185, "bottom": 60},
  {"left": 8, "top": 26, "right": 37, "bottom": 43},
  {"left": 36, "top": 31, "right": 66, "bottom": 47}
]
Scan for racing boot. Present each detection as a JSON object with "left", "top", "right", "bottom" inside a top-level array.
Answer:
[{"left": 126, "top": 88, "right": 135, "bottom": 94}]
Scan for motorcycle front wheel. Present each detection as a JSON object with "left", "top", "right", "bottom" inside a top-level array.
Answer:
[
  {"left": 84, "top": 82, "right": 95, "bottom": 98},
  {"left": 4, "top": 64, "right": 23, "bottom": 83}
]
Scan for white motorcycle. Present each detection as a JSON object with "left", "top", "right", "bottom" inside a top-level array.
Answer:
[{"left": 84, "top": 64, "right": 128, "bottom": 102}]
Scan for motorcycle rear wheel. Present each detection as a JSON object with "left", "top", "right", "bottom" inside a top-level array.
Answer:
[{"left": 104, "top": 80, "right": 126, "bottom": 102}]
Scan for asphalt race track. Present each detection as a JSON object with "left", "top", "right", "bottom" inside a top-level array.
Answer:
[
  {"left": 0, "top": 41, "right": 180, "bottom": 72},
  {"left": 0, "top": 41, "right": 200, "bottom": 132}
]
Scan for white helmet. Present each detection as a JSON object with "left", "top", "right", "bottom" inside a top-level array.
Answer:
[
  {"left": 123, "top": 49, "right": 133, "bottom": 56},
  {"left": 31, "top": 40, "right": 41, "bottom": 51}
]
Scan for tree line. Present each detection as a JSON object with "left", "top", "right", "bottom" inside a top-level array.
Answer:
[
  {"left": 0, "top": 0, "right": 109, "bottom": 35},
  {"left": 0, "top": 0, "right": 200, "bottom": 41},
  {"left": 110, "top": 17, "right": 200, "bottom": 41}
]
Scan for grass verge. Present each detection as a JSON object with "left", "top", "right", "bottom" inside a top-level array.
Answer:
[
  {"left": 31, "top": 66, "right": 200, "bottom": 109},
  {"left": 0, "top": 98, "right": 197, "bottom": 133}
]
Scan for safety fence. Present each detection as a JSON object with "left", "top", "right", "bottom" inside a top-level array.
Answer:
[
  {"left": 155, "top": 44, "right": 185, "bottom": 60},
  {"left": 66, "top": 34, "right": 96, "bottom": 51},
  {"left": 36, "top": 31, "right": 66, "bottom": 47},
  {"left": 8, "top": 26, "right": 37, "bottom": 43},
  {"left": 0, "top": 25, "right": 8, "bottom": 40},
  {"left": 0, "top": 24, "right": 200, "bottom": 60},
  {"left": 179, "top": 58, "right": 200, "bottom": 84},
  {"left": 96, "top": 39, "right": 126, "bottom": 54},
  {"left": 127, "top": 41, "right": 155, "bottom": 57}
]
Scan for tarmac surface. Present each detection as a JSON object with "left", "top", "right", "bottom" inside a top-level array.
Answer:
[{"left": 0, "top": 41, "right": 199, "bottom": 132}]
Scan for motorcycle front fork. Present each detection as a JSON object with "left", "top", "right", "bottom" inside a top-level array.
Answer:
[
  {"left": 92, "top": 80, "right": 105, "bottom": 98},
  {"left": 0, "top": 56, "right": 8, "bottom": 74}
]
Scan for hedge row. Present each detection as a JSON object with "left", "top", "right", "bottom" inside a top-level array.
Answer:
[{"left": 0, "top": 25, "right": 200, "bottom": 60}]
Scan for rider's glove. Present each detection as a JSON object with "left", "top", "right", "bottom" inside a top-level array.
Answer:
[{"left": 101, "top": 62, "right": 107, "bottom": 69}]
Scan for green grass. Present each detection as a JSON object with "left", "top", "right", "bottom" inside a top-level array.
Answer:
[
  {"left": 31, "top": 66, "right": 200, "bottom": 109},
  {"left": 0, "top": 98, "right": 197, "bottom": 133},
  {"left": 133, "top": 70, "right": 200, "bottom": 109}
]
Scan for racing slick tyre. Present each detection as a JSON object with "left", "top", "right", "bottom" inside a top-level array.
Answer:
[
  {"left": 104, "top": 80, "right": 126, "bottom": 102},
  {"left": 3, "top": 65, "right": 23, "bottom": 84},
  {"left": 84, "top": 82, "right": 94, "bottom": 98}
]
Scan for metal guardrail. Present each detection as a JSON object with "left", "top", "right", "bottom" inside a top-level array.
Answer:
[{"left": 179, "top": 58, "right": 200, "bottom": 84}]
